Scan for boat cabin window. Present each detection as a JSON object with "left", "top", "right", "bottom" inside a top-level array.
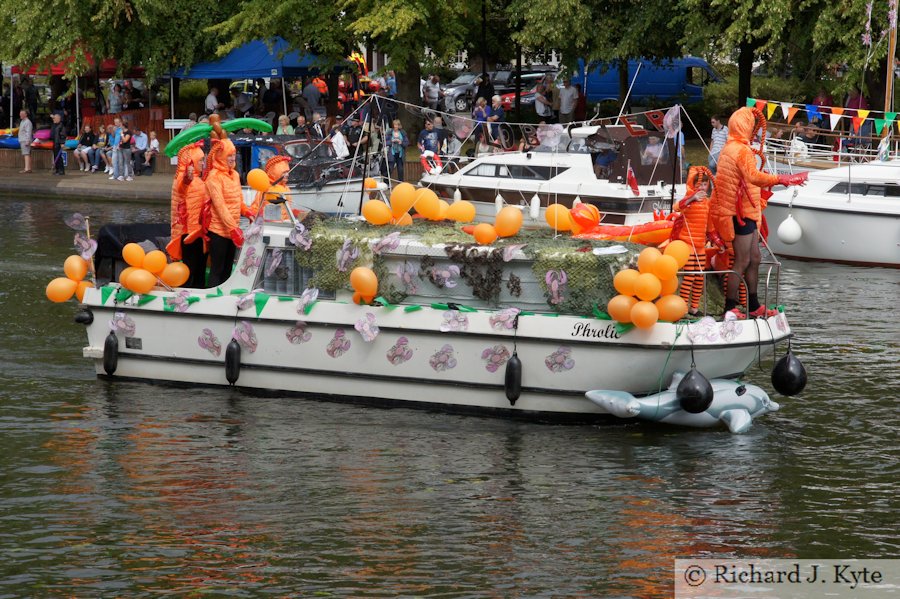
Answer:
[
  {"left": 827, "top": 182, "right": 894, "bottom": 196},
  {"left": 467, "top": 163, "right": 499, "bottom": 177},
  {"left": 255, "top": 248, "right": 336, "bottom": 299}
]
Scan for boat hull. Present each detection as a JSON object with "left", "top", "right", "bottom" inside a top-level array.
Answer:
[
  {"left": 81, "top": 293, "right": 789, "bottom": 422},
  {"left": 765, "top": 201, "right": 900, "bottom": 268}
]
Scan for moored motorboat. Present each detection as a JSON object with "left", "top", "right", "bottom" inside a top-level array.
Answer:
[{"left": 765, "top": 160, "right": 900, "bottom": 267}]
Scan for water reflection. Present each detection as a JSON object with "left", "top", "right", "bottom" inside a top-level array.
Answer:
[{"left": 0, "top": 197, "right": 896, "bottom": 596}]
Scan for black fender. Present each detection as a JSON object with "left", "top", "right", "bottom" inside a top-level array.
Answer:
[
  {"left": 505, "top": 352, "right": 522, "bottom": 405},
  {"left": 103, "top": 332, "right": 118, "bottom": 376},
  {"left": 225, "top": 339, "right": 241, "bottom": 385}
]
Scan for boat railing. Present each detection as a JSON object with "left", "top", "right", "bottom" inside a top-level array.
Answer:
[
  {"left": 680, "top": 253, "right": 782, "bottom": 320},
  {"left": 765, "top": 137, "right": 881, "bottom": 173}
]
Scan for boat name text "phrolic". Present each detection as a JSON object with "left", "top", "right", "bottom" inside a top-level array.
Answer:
[{"left": 571, "top": 322, "right": 620, "bottom": 339}]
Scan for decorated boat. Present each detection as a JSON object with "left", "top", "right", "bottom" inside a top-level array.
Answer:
[
  {"left": 53, "top": 192, "right": 800, "bottom": 428},
  {"left": 766, "top": 159, "right": 900, "bottom": 267}
]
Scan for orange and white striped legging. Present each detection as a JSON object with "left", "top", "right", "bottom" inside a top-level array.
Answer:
[{"left": 679, "top": 251, "right": 706, "bottom": 312}]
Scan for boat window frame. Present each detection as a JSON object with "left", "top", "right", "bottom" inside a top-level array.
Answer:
[{"left": 254, "top": 247, "right": 336, "bottom": 299}]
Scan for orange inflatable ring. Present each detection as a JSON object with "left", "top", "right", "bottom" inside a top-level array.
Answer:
[{"left": 420, "top": 150, "right": 443, "bottom": 174}]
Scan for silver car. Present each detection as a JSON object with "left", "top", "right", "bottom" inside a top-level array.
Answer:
[{"left": 441, "top": 72, "right": 481, "bottom": 112}]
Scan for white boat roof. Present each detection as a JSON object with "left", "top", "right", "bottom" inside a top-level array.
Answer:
[
  {"left": 569, "top": 124, "right": 644, "bottom": 139},
  {"left": 807, "top": 159, "right": 900, "bottom": 182}
]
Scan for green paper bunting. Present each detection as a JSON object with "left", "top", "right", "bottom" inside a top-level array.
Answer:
[
  {"left": 137, "top": 294, "right": 158, "bottom": 306},
  {"left": 115, "top": 289, "right": 134, "bottom": 303},
  {"left": 186, "top": 296, "right": 200, "bottom": 304},
  {"left": 230, "top": 288, "right": 249, "bottom": 295},
  {"left": 373, "top": 296, "right": 397, "bottom": 310},
  {"left": 614, "top": 322, "right": 635, "bottom": 335},
  {"left": 254, "top": 292, "right": 270, "bottom": 317},
  {"left": 885, "top": 112, "right": 897, "bottom": 123},
  {"left": 101, "top": 286, "right": 114, "bottom": 305},
  {"left": 745, "top": 98, "right": 757, "bottom": 107},
  {"left": 874, "top": 118, "right": 887, "bottom": 135},
  {"left": 277, "top": 296, "right": 293, "bottom": 301},
  {"left": 592, "top": 304, "right": 612, "bottom": 319},
  {"left": 205, "top": 288, "right": 224, "bottom": 298},
  {"left": 403, "top": 305, "right": 422, "bottom": 313},
  {"left": 303, "top": 300, "right": 317, "bottom": 315}
]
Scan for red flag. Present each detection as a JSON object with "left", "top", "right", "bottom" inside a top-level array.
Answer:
[{"left": 626, "top": 164, "right": 640, "bottom": 196}]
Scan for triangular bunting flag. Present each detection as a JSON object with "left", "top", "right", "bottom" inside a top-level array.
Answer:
[
  {"left": 874, "top": 118, "right": 886, "bottom": 135},
  {"left": 766, "top": 102, "right": 778, "bottom": 119},
  {"left": 101, "top": 286, "right": 114, "bottom": 305},
  {"left": 831, "top": 107, "right": 844, "bottom": 116},
  {"left": 885, "top": 111, "right": 897, "bottom": 123},
  {"left": 805, "top": 104, "right": 820, "bottom": 121},
  {"left": 851, "top": 116, "right": 863, "bottom": 133},
  {"left": 746, "top": 97, "right": 757, "bottom": 107},
  {"left": 829, "top": 113, "right": 842, "bottom": 130},
  {"left": 857, "top": 109, "right": 870, "bottom": 121},
  {"left": 780, "top": 102, "right": 791, "bottom": 118},
  {"left": 756, "top": 100, "right": 767, "bottom": 114},
  {"left": 787, "top": 106, "right": 800, "bottom": 123},
  {"left": 254, "top": 292, "right": 270, "bottom": 317}
]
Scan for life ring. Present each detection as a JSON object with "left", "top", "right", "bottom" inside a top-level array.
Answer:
[{"left": 420, "top": 150, "right": 443, "bottom": 174}]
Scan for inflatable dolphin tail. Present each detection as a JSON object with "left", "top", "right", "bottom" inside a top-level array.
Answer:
[{"left": 584, "top": 390, "right": 641, "bottom": 419}]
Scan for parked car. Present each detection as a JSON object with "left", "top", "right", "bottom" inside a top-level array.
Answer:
[
  {"left": 499, "top": 86, "right": 537, "bottom": 112},
  {"left": 442, "top": 72, "right": 486, "bottom": 113},
  {"left": 576, "top": 56, "right": 720, "bottom": 104},
  {"left": 492, "top": 66, "right": 557, "bottom": 96}
]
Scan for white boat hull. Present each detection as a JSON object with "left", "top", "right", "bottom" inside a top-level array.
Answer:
[{"left": 81, "top": 291, "right": 790, "bottom": 421}]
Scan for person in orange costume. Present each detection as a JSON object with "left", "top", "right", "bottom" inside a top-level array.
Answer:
[
  {"left": 708, "top": 107, "right": 806, "bottom": 318},
  {"left": 204, "top": 115, "right": 246, "bottom": 288},
  {"left": 169, "top": 142, "right": 210, "bottom": 288},
  {"left": 671, "top": 166, "right": 713, "bottom": 316},
  {"left": 247, "top": 155, "right": 293, "bottom": 221}
]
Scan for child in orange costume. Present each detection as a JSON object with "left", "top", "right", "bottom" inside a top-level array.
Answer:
[
  {"left": 708, "top": 107, "right": 806, "bottom": 318},
  {"left": 672, "top": 166, "right": 713, "bottom": 316},
  {"left": 204, "top": 115, "right": 245, "bottom": 288},
  {"left": 248, "top": 155, "right": 294, "bottom": 221}
]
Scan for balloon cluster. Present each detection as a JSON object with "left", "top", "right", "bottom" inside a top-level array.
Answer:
[
  {"left": 363, "top": 182, "right": 477, "bottom": 226},
  {"left": 544, "top": 202, "right": 602, "bottom": 233},
  {"left": 46, "top": 255, "right": 95, "bottom": 303},
  {"left": 606, "top": 241, "right": 691, "bottom": 329},
  {"left": 119, "top": 243, "right": 190, "bottom": 294},
  {"left": 350, "top": 267, "right": 378, "bottom": 304},
  {"left": 471, "top": 205, "right": 523, "bottom": 244}
]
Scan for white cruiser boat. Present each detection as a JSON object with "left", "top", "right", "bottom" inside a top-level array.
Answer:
[
  {"left": 75, "top": 210, "right": 793, "bottom": 422},
  {"left": 421, "top": 125, "right": 685, "bottom": 225},
  {"left": 766, "top": 159, "right": 900, "bottom": 267}
]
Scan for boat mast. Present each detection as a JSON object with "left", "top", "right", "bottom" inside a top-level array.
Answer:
[{"left": 884, "top": 6, "right": 898, "bottom": 117}]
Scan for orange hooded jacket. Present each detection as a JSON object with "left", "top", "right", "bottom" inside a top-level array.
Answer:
[
  {"left": 673, "top": 166, "right": 713, "bottom": 250},
  {"left": 204, "top": 137, "right": 243, "bottom": 238},
  {"left": 708, "top": 107, "right": 779, "bottom": 240}
]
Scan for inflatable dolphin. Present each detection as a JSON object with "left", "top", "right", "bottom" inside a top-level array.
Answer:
[{"left": 586, "top": 372, "right": 779, "bottom": 433}]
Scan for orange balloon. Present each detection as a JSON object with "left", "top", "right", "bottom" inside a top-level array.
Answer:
[
  {"left": 362, "top": 200, "right": 393, "bottom": 225},
  {"left": 122, "top": 243, "right": 146, "bottom": 268},
  {"left": 436, "top": 199, "right": 450, "bottom": 220},
  {"left": 664, "top": 239, "right": 691, "bottom": 269},
  {"left": 142, "top": 250, "right": 168, "bottom": 275},
  {"left": 414, "top": 188, "right": 441, "bottom": 219},
  {"left": 545, "top": 203, "right": 572, "bottom": 231},
  {"left": 75, "top": 280, "right": 94, "bottom": 302},
  {"left": 473, "top": 223, "right": 498, "bottom": 244},
  {"left": 364, "top": 177, "right": 378, "bottom": 189},
  {"left": 637, "top": 247, "right": 661, "bottom": 274},
  {"left": 63, "top": 255, "right": 89, "bottom": 282},
  {"left": 391, "top": 213, "right": 413, "bottom": 226},
  {"left": 127, "top": 268, "right": 157, "bottom": 294},
  {"left": 569, "top": 203, "right": 600, "bottom": 230},
  {"left": 656, "top": 294, "right": 688, "bottom": 322},
  {"left": 389, "top": 182, "right": 417, "bottom": 218},
  {"left": 349, "top": 267, "right": 378, "bottom": 297},
  {"left": 631, "top": 300, "right": 659, "bottom": 329},
  {"left": 607, "top": 294, "right": 638, "bottom": 323},
  {"left": 118, "top": 266, "right": 137, "bottom": 287},
  {"left": 613, "top": 269, "right": 640, "bottom": 296},
  {"left": 660, "top": 275, "right": 679, "bottom": 296},
  {"left": 446, "top": 200, "right": 476, "bottom": 223},
  {"left": 160, "top": 262, "right": 190, "bottom": 287},
  {"left": 494, "top": 206, "right": 523, "bottom": 237},
  {"left": 247, "top": 168, "right": 270, "bottom": 192},
  {"left": 652, "top": 254, "right": 679, "bottom": 281},
  {"left": 634, "top": 272, "right": 662, "bottom": 301},
  {"left": 46, "top": 277, "right": 77, "bottom": 303}
]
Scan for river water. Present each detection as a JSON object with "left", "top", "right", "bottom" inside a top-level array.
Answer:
[{"left": 1, "top": 198, "right": 897, "bottom": 597}]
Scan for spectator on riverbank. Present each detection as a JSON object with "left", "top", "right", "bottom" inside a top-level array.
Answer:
[
  {"left": 18, "top": 109, "right": 33, "bottom": 173},
  {"left": 73, "top": 124, "right": 97, "bottom": 172},
  {"left": 386, "top": 119, "right": 409, "bottom": 182},
  {"left": 143, "top": 131, "right": 160, "bottom": 172},
  {"left": 708, "top": 115, "right": 728, "bottom": 173},
  {"left": 132, "top": 127, "right": 149, "bottom": 175},
  {"left": 558, "top": 79, "right": 578, "bottom": 124},
  {"left": 90, "top": 127, "right": 110, "bottom": 173},
  {"left": 50, "top": 112, "right": 67, "bottom": 176},
  {"left": 108, "top": 84, "right": 124, "bottom": 115}
]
